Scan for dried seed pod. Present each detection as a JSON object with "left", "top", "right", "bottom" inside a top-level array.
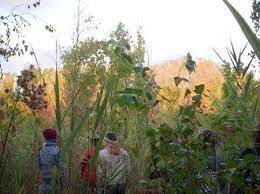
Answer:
[{"left": 17, "top": 65, "right": 48, "bottom": 110}]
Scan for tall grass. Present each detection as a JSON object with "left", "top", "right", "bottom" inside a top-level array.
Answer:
[{"left": 222, "top": 0, "right": 260, "bottom": 60}]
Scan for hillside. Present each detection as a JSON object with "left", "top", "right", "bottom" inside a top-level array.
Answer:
[{"left": 151, "top": 57, "right": 224, "bottom": 100}]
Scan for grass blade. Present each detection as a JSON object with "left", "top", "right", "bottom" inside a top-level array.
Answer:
[
  {"left": 242, "top": 57, "right": 254, "bottom": 78},
  {"left": 54, "top": 66, "right": 62, "bottom": 136},
  {"left": 54, "top": 41, "right": 62, "bottom": 136},
  {"left": 62, "top": 108, "right": 90, "bottom": 154},
  {"left": 238, "top": 43, "right": 248, "bottom": 65},
  {"left": 89, "top": 131, "right": 105, "bottom": 172},
  {"left": 89, "top": 77, "right": 116, "bottom": 171},
  {"left": 94, "top": 78, "right": 114, "bottom": 130},
  {"left": 213, "top": 49, "right": 248, "bottom": 112},
  {"left": 222, "top": 0, "right": 260, "bottom": 60}
]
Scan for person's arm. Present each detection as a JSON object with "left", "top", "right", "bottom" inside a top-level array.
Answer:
[{"left": 124, "top": 151, "right": 131, "bottom": 184}]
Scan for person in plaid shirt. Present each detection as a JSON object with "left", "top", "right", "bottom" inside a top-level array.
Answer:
[
  {"left": 98, "top": 132, "right": 130, "bottom": 194},
  {"left": 197, "top": 130, "right": 218, "bottom": 193}
]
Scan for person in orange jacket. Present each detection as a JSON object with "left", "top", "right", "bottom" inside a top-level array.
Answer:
[{"left": 80, "top": 137, "right": 99, "bottom": 193}]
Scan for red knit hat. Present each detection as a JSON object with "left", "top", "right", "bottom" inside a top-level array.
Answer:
[{"left": 43, "top": 128, "right": 57, "bottom": 140}]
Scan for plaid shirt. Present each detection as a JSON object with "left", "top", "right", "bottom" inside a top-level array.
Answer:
[
  {"left": 98, "top": 148, "right": 130, "bottom": 185},
  {"left": 197, "top": 167, "right": 217, "bottom": 193}
]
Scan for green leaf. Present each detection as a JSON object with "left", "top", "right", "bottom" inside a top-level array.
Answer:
[
  {"left": 184, "top": 89, "right": 191, "bottom": 98},
  {"left": 62, "top": 109, "right": 90, "bottom": 154},
  {"left": 89, "top": 79, "right": 116, "bottom": 171},
  {"left": 124, "top": 88, "right": 143, "bottom": 96},
  {"left": 121, "top": 52, "right": 134, "bottom": 64},
  {"left": 133, "top": 65, "right": 143, "bottom": 73},
  {"left": 194, "top": 84, "right": 205, "bottom": 94},
  {"left": 133, "top": 103, "right": 149, "bottom": 114},
  {"left": 115, "top": 46, "right": 123, "bottom": 55},
  {"left": 145, "top": 127, "right": 159, "bottom": 137},
  {"left": 181, "top": 106, "right": 194, "bottom": 119},
  {"left": 145, "top": 91, "right": 153, "bottom": 100},
  {"left": 158, "top": 123, "right": 172, "bottom": 136},
  {"left": 117, "top": 93, "right": 138, "bottom": 105},
  {"left": 185, "top": 53, "right": 196, "bottom": 74},
  {"left": 94, "top": 78, "right": 115, "bottom": 129},
  {"left": 182, "top": 128, "right": 193, "bottom": 138},
  {"left": 174, "top": 76, "right": 189, "bottom": 87},
  {"left": 222, "top": 0, "right": 260, "bottom": 60}
]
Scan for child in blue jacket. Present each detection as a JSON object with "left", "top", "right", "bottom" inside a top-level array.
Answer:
[{"left": 38, "top": 128, "right": 60, "bottom": 194}]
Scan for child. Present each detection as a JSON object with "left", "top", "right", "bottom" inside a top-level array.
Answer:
[
  {"left": 80, "top": 137, "right": 99, "bottom": 193},
  {"left": 38, "top": 128, "right": 60, "bottom": 194},
  {"left": 98, "top": 132, "right": 130, "bottom": 194},
  {"left": 197, "top": 130, "right": 218, "bottom": 193}
]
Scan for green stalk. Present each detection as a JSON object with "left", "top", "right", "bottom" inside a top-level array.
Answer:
[
  {"left": 222, "top": 0, "right": 260, "bottom": 60},
  {"left": 54, "top": 41, "right": 62, "bottom": 136}
]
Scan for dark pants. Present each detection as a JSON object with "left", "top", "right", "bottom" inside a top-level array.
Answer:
[
  {"left": 102, "top": 183, "right": 126, "bottom": 194},
  {"left": 39, "top": 178, "right": 60, "bottom": 194}
]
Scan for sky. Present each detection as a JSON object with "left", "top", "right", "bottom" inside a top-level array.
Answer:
[{"left": 0, "top": 0, "right": 257, "bottom": 74}]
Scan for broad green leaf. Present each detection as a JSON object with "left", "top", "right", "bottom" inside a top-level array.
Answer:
[
  {"left": 145, "top": 127, "right": 159, "bottom": 137},
  {"left": 184, "top": 89, "right": 191, "bottom": 98},
  {"left": 181, "top": 106, "right": 194, "bottom": 119},
  {"left": 117, "top": 93, "right": 138, "bottom": 105},
  {"left": 222, "top": 0, "right": 260, "bottom": 60},
  {"left": 185, "top": 53, "right": 196, "bottom": 74},
  {"left": 133, "top": 103, "right": 149, "bottom": 114},
  {"left": 174, "top": 76, "right": 189, "bottom": 87},
  {"left": 182, "top": 128, "right": 193, "bottom": 138},
  {"left": 124, "top": 88, "right": 143, "bottom": 95},
  {"left": 194, "top": 84, "right": 205, "bottom": 94},
  {"left": 133, "top": 65, "right": 143, "bottom": 73},
  {"left": 145, "top": 91, "right": 153, "bottom": 100},
  {"left": 115, "top": 46, "right": 123, "bottom": 55},
  {"left": 158, "top": 123, "right": 173, "bottom": 136},
  {"left": 121, "top": 52, "right": 134, "bottom": 64}
]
